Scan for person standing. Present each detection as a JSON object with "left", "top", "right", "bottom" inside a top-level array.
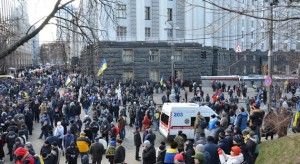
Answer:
[
  {"left": 174, "top": 130, "right": 185, "bottom": 153},
  {"left": 76, "top": 132, "right": 91, "bottom": 157},
  {"left": 204, "top": 136, "right": 219, "bottom": 164},
  {"left": 194, "top": 112, "right": 205, "bottom": 145},
  {"left": 89, "top": 138, "right": 105, "bottom": 164},
  {"left": 106, "top": 138, "right": 116, "bottom": 164},
  {"left": 118, "top": 115, "right": 126, "bottom": 140},
  {"left": 114, "top": 139, "right": 126, "bottom": 164},
  {"left": 5, "top": 128, "right": 17, "bottom": 161},
  {"left": 234, "top": 107, "right": 248, "bottom": 132},
  {"left": 134, "top": 127, "right": 142, "bottom": 161},
  {"left": 142, "top": 140, "right": 156, "bottom": 164},
  {"left": 66, "top": 142, "right": 79, "bottom": 164},
  {"left": 54, "top": 121, "right": 64, "bottom": 153}
]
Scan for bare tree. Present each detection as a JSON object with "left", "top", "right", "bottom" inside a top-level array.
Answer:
[{"left": 0, "top": 0, "right": 117, "bottom": 60}]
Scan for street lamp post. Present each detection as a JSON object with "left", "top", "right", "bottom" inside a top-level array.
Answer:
[{"left": 165, "top": 21, "right": 178, "bottom": 102}]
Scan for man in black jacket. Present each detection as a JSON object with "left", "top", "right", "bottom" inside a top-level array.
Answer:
[
  {"left": 114, "top": 139, "right": 125, "bottom": 164},
  {"left": 133, "top": 127, "right": 142, "bottom": 161},
  {"left": 89, "top": 138, "right": 105, "bottom": 164},
  {"left": 5, "top": 128, "right": 17, "bottom": 161},
  {"left": 142, "top": 140, "right": 156, "bottom": 164}
]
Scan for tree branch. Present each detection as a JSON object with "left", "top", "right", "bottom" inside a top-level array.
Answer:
[{"left": 0, "top": 0, "right": 75, "bottom": 60}]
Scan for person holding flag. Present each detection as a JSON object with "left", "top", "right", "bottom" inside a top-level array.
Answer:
[{"left": 97, "top": 58, "right": 107, "bottom": 76}]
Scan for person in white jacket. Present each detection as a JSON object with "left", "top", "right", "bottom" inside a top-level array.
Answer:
[
  {"left": 218, "top": 146, "right": 244, "bottom": 164},
  {"left": 54, "top": 121, "right": 65, "bottom": 154}
]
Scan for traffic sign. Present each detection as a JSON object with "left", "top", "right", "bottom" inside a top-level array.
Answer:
[
  {"left": 235, "top": 44, "right": 242, "bottom": 53},
  {"left": 264, "top": 76, "right": 272, "bottom": 87}
]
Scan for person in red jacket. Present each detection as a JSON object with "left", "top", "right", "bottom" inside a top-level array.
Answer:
[
  {"left": 14, "top": 147, "right": 35, "bottom": 164},
  {"left": 142, "top": 115, "right": 150, "bottom": 132}
]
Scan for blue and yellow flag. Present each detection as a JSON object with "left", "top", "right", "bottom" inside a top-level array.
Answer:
[
  {"left": 97, "top": 58, "right": 107, "bottom": 76},
  {"left": 65, "top": 76, "right": 71, "bottom": 86},
  {"left": 160, "top": 74, "right": 164, "bottom": 86}
]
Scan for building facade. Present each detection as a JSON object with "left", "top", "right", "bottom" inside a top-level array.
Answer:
[
  {"left": 40, "top": 42, "right": 68, "bottom": 65},
  {"left": 77, "top": 0, "right": 300, "bottom": 52},
  {"left": 0, "top": 0, "right": 33, "bottom": 73},
  {"left": 80, "top": 41, "right": 299, "bottom": 83}
]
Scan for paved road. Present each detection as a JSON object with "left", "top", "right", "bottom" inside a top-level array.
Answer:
[{"left": 3, "top": 81, "right": 294, "bottom": 164}]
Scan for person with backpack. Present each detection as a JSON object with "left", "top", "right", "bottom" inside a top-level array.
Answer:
[
  {"left": 14, "top": 147, "right": 35, "bottom": 164},
  {"left": 174, "top": 131, "right": 185, "bottom": 153},
  {"left": 194, "top": 112, "right": 206, "bottom": 145}
]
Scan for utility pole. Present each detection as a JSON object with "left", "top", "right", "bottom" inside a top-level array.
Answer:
[{"left": 267, "top": 1, "right": 274, "bottom": 108}]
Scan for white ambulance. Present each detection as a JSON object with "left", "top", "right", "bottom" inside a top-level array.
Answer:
[{"left": 159, "top": 103, "right": 217, "bottom": 140}]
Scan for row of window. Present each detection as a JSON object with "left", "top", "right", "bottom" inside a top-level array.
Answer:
[
  {"left": 122, "top": 49, "right": 183, "bottom": 62},
  {"left": 122, "top": 69, "right": 183, "bottom": 82},
  {"left": 116, "top": 4, "right": 173, "bottom": 21},
  {"left": 231, "top": 64, "right": 291, "bottom": 74}
]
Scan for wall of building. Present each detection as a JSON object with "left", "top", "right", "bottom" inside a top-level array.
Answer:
[{"left": 80, "top": 41, "right": 300, "bottom": 83}]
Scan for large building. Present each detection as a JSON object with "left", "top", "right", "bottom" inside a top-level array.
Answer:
[
  {"left": 77, "top": 0, "right": 300, "bottom": 51},
  {"left": 40, "top": 43, "right": 68, "bottom": 65},
  {"left": 0, "top": 0, "right": 33, "bottom": 73}
]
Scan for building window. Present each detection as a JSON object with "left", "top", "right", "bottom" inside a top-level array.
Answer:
[
  {"left": 117, "top": 26, "right": 127, "bottom": 40},
  {"left": 123, "top": 70, "right": 134, "bottom": 81},
  {"left": 297, "top": 33, "right": 300, "bottom": 40},
  {"left": 286, "top": 65, "right": 290, "bottom": 73},
  {"left": 242, "top": 31, "right": 244, "bottom": 38},
  {"left": 174, "top": 50, "right": 183, "bottom": 61},
  {"left": 244, "top": 66, "right": 247, "bottom": 74},
  {"left": 283, "top": 43, "right": 288, "bottom": 51},
  {"left": 253, "top": 55, "right": 256, "bottom": 61},
  {"left": 145, "top": 27, "right": 151, "bottom": 38},
  {"left": 297, "top": 43, "right": 300, "bottom": 50},
  {"left": 274, "top": 65, "right": 278, "bottom": 72},
  {"left": 167, "top": 8, "right": 173, "bottom": 21},
  {"left": 261, "top": 43, "right": 264, "bottom": 50},
  {"left": 149, "top": 49, "right": 159, "bottom": 62},
  {"left": 149, "top": 70, "right": 159, "bottom": 82},
  {"left": 167, "top": 29, "right": 173, "bottom": 39},
  {"left": 122, "top": 49, "right": 134, "bottom": 62},
  {"left": 251, "top": 32, "right": 254, "bottom": 39},
  {"left": 117, "top": 4, "right": 126, "bottom": 18},
  {"left": 244, "top": 55, "right": 247, "bottom": 61},
  {"left": 177, "top": 69, "right": 183, "bottom": 80},
  {"left": 236, "top": 54, "right": 239, "bottom": 61},
  {"left": 145, "top": 7, "right": 150, "bottom": 20},
  {"left": 251, "top": 20, "right": 254, "bottom": 28},
  {"left": 253, "top": 66, "right": 256, "bottom": 73}
]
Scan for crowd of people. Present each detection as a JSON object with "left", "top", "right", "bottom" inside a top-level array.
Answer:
[{"left": 0, "top": 66, "right": 298, "bottom": 164}]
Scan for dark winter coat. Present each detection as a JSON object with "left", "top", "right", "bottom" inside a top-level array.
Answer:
[
  {"left": 134, "top": 131, "right": 142, "bottom": 147},
  {"left": 114, "top": 145, "right": 126, "bottom": 163},
  {"left": 142, "top": 145, "right": 156, "bottom": 164},
  {"left": 185, "top": 141, "right": 195, "bottom": 164},
  {"left": 204, "top": 141, "right": 219, "bottom": 164},
  {"left": 89, "top": 142, "right": 105, "bottom": 161}
]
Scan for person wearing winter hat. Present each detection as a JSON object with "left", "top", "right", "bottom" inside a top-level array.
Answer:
[
  {"left": 40, "top": 140, "right": 52, "bottom": 157},
  {"left": 218, "top": 146, "right": 244, "bottom": 164},
  {"left": 174, "top": 153, "right": 185, "bottom": 164},
  {"left": 76, "top": 131, "right": 91, "bottom": 157},
  {"left": 142, "top": 140, "right": 156, "bottom": 164},
  {"left": 14, "top": 147, "right": 35, "bottom": 164},
  {"left": 193, "top": 144, "right": 211, "bottom": 164}
]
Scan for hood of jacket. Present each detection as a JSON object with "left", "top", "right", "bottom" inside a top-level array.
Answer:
[{"left": 14, "top": 147, "right": 27, "bottom": 156}]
